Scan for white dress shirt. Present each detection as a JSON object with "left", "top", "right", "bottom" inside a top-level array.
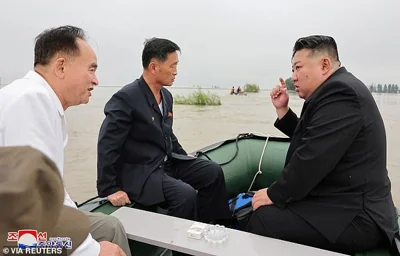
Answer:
[{"left": 0, "top": 71, "right": 100, "bottom": 255}]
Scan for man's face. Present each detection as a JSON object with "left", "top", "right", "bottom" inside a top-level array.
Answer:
[
  {"left": 291, "top": 49, "right": 324, "bottom": 100},
  {"left": 63, "top": 38, "right": 98, "bottom": 106},
  {"left": 155, "top": 51, "right": 178, "bottom": 86}
]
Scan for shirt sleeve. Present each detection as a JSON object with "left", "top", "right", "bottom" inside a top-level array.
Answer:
[
  {"left": 273, "top": 108, "right": 299, "bottom": 138},
  {"left": 267, "top": 84, "right": 363, "bottom": 207},
  {"left": 2, "top": 90, "right": 59, "bottom": 165},
  {"left": 171, "top": 131, "right": 187, "bottom": 155},
  {"left": 70, "top": 233, "right": 100, "bottom": 256},
  {"left": 97, "top": 91, "right": 133, "bottom": 197}
]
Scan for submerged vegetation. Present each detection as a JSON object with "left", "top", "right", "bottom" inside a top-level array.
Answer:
[
  {"left": 243, "top": 83, "right": 260, "bottom": 93},
  {"left": 174, "top": 89, "right": 222, "bottom": 106}
]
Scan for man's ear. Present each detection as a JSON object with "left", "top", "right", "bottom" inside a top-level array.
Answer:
[
  {"left": 321, "top": 57, "right": 331, "bottom": 75},
  {"left": 54, "top": 57, "right": 66, "bottom": 79},
  {"left": 148, "top": 61, "right": 158, "bottom": 75}
]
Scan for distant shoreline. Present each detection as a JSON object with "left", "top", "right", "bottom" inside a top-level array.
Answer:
[{"left": 96, "top": 85, "right": 272, "bottom": 91}]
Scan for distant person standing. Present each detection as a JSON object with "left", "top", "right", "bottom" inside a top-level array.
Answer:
[
  {"left": 0, "top": 25, "right": 130, "bottom": 256},
  {"left": 247, "top": 35, "right": 399, "bottom": 254}
]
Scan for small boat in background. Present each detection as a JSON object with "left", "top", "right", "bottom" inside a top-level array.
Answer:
[{"left": 230, "top": 86, "right": 247, "bottom": 96}]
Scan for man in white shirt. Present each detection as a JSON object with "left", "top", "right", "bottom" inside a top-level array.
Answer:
[{"left": 0, "top": 25, "right": 130, "bottom": 256}]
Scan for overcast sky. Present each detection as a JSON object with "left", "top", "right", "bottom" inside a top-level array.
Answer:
[{"left": 0, "top": 0, "right": 399, "bottom": 88}]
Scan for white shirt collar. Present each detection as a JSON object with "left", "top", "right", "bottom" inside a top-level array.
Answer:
[{"left": 24, "top": 70, "right": 65, "bottom": 116}]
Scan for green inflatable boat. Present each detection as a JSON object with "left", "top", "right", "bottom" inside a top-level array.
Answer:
[{"left": 78, "top": 133, "right": 399, "bottom": 256}]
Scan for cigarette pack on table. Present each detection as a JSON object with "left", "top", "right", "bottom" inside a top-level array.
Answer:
[{"left": 186, "top": 222, "right": 209, "bottom": 239}]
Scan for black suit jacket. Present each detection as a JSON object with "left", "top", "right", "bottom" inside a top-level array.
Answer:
[
  {"left": 268, "top": 67, "right": 399, "bottom": 244},
  {"left": 96, "top": 76, "right": 193, "bottom": 205}
]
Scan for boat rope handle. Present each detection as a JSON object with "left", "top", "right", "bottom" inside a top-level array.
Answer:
[
  {"left": 247, "top": 135, "right": 270, "bottom": 192},
  {"left": 195, "top": 133, "right": 251, "bottom": 166}
]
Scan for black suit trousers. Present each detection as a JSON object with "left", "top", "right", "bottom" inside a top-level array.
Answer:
[
  {"left": 160, "top": 157, "right": 232, "bottom": 223},
  {"left": 246, "top": 205, "right": 388, "bottom": 255}
]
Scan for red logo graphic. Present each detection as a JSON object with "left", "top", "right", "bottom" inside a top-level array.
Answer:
[
  {"left": 37, "top": 232, "right": 47, "bottom": 242},
  {"left": 18, "top": 229, "right": 38, "bottom": 249},
  {"left": 7, "top": 232, "right": 18, "bottom": 241}
]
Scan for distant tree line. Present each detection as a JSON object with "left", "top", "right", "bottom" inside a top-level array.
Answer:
[
  {"left": 284, "top": 77, "right": 399, "bottom": 94},
  {"left": 285, "top": 78, "right": 295, "bottom": 91},
  {"left": 369, "top": 84, "right": 399, "bottom": 94}
]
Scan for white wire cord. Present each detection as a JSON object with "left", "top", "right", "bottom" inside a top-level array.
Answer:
[{"left": 247, "top": 134, "right": 270, "bottom": 192}]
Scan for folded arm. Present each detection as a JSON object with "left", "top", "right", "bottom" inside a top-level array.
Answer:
[{"left": 268, "top": 85, "right": 363, "bottom": 208}]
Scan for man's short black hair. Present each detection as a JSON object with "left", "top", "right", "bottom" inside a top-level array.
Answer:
[
  {"left": 292, "top": 35, "right": 340, "bottom": 63},
  {"left": 142, "top": 37, "right": 180, "bottom": 68},
  {"left": 34, "top": 25, "right": 86, "bottom": 67}
]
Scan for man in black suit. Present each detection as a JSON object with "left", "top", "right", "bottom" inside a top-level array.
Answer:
[
  {"left": 96, "top": 38, "right": 231, "bottom": 226},
  {"left": 247, "top": 35, "right": 399, "bottom": 254}
]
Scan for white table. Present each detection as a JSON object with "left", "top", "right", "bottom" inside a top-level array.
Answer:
[{"left": 111, "top": 207, "right": 347, "bottom": 256}]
